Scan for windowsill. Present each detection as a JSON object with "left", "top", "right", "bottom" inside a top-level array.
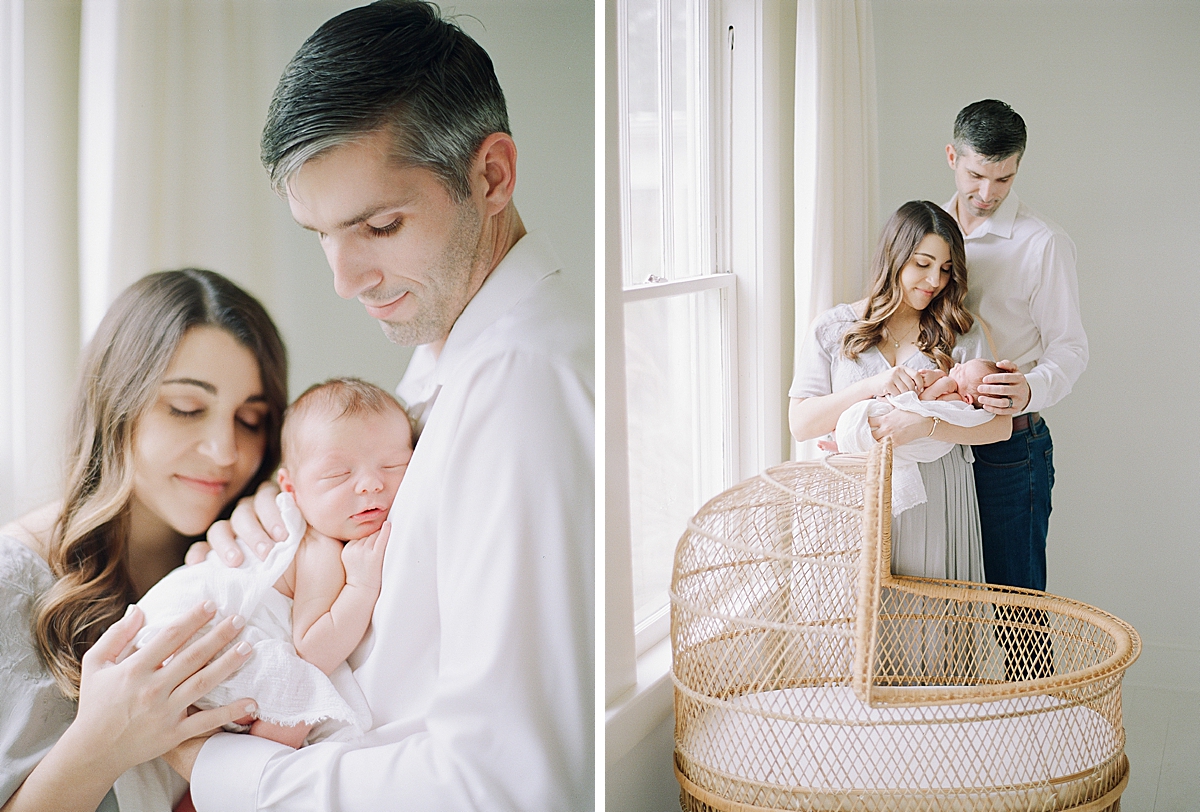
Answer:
[{"left": 604, "top": 632, "right": 674, "bottom": 765}]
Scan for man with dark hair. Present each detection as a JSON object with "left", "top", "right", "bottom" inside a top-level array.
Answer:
[
  {"left": 942, "top": 99, "right": 1087, "bottom": 654},
  {"left": 171, "top": 2, "right": 593, "bottom": 809}
]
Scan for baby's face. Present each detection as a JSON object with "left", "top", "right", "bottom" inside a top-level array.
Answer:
[{"left": 286, "top": 409, "right": 414, "bottom": 540}]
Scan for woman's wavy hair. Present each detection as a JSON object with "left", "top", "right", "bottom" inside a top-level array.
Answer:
[
  {"left": 842, "top": 200, "right": 972, "bottom": 371},
  {"left": 34, "top": 269, "right": 287, "bottom": 698}
]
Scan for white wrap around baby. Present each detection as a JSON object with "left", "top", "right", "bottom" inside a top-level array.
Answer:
[
  {"left": 835, "top": 392, "right": 995, "bottom": 515},
  {"left": 134, "top": 492, "right": 371, "bottom": 744}
]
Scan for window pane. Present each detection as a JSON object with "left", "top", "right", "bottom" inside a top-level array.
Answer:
[
  {"left": 624, "top": 288, "right": 727, "bottom": 624},
  {"left": 620, "top": 0, "right": 709, "bottom": 286}
]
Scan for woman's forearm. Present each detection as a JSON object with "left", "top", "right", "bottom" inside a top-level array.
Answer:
[
  {"left": 789, "top": 381, "right": 876, "bottom": 442},
  {"left": 935, "top": 414, "right": 1013, "bottom": 445},
  {"left": 2, "top": 722, "right": 124, "bottom": 812}
]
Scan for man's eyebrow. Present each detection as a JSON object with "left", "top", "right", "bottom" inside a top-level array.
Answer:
[{"left": 162, "top": 377, "right": 217, "bottom": 395}]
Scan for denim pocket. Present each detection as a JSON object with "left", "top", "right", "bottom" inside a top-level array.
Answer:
[{"left": 973, "top": 437, "right": 1028, "bottom": 469}]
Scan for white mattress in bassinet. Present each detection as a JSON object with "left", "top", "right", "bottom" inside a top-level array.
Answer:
[{"left": 681, "top": 686, "right": 1120, "bottom": 790}]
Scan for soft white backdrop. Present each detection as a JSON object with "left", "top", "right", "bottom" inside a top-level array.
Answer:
[{"left": 0, "top": 0, "right": 594, "bottom": 522}]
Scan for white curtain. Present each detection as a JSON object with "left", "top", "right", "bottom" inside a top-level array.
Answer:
[
  {"left": 1, "top": 0, "right": 394, "bottom": 523},
  {"left": 1, "top": 0, "right": 82, "bottom": 521},
  {"left": 792, "top": 0, "right": 879, "bottom": 347},
  {"left": 77, "top": 0, "right": 320, "bottom": 338}
]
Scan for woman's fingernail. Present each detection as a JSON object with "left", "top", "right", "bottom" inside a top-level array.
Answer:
[
  {"left": 225, "top": 549, "right": 238, "bottom": 564},
  {"left": 203, "top": 600, "right": 218, "bottom": 614},
  {"left": 244, "top": 700, "right": 257, "bottom": 715},
  {"left": 235, "top": 641, "right": 253, "bottom": 656},
  {"left": 125, "top": 604, "right": 137, "bottom": 618},
  {"left": 257, "top": 542, "right": 271, "bottom": 558},
  {"left": 230, "top": 614, "right": 246, "bottom": 630},
  {"left": 272, "top": 525, "right": 287, "bottom": 541}
]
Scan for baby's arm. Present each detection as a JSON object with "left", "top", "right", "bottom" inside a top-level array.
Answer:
[
  {"left": 291, "top": 523, "right": 390, "bottom": 675},
  {"left": 915, "top": 369, "right": 945, "bottom": 388},
  {"left": 919, "top": 374, "right": 962, "bottom": 402}
]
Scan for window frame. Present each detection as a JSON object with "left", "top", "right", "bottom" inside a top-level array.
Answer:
[{"left": 605, "top": 0, "right": 794, "bottom": 749}]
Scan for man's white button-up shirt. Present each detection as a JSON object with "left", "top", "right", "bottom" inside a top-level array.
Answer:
[
  {"left": 192, "top": 232, "right": 594, "bottom": 811},
  {"left": 944, "top": 192, "right": 1088, "bottom": 414}
]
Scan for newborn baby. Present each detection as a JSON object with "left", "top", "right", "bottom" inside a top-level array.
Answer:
[
  {"left": 834, "top": 359, "right": 999, "bottom": 515},
  {"left": 916, "top": 358, "right": 1002, "bottom": 406},
  {"left": 135, "top": 377, "right": 413, "bottom": 747}
]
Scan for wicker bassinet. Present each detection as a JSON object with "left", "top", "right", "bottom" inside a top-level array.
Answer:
[{"left": 671, "top": 440, "right": 1140, "bottom": 812}]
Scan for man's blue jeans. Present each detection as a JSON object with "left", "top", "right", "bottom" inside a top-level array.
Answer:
[
  {"left": 973, "top": 415, "right": 1055, "bottom": 679},
  {"left": 973, "top": 414, "right": 1054, "bottom": 591}
]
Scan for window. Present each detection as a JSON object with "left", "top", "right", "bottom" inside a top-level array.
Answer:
[
  {"left": 608, "top": 0, "right": 792, "bottom": 690},
  {"left": 616, "top": 0, "right": 736, "bottom": 650}
]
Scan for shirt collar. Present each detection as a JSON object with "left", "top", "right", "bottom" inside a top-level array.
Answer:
[
  {"left": 433, "top": 231, "right": 562, "bottom": 385},
  {"left": 945, "top": 190, "right": 1020, "bottom": 240}
]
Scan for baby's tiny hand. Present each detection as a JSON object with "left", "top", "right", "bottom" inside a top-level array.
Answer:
[{"left": 342, "top": 521, "right": 391, "bottom": 591}]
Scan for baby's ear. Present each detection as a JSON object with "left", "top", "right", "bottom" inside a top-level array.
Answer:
[{"left": 277, "top": 468, "right": 296, "bottom": 494}]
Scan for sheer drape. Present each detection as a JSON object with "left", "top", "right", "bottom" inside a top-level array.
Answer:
[
  {"left": 1, "top": 0, "right": 81, "bottom": 520},
  {"left": 791, "top": 0, "right": 878, "bottom": 461},
  {"left": 1, "top": 0, "right": 396, "bottom": 522},
  {"left": 2, "top": 0, "right": 305, "bottom": 521},
  {"left": 793, "top": 0, "right": 878, "bottom": 347},
  {"left": 78, "top": 0, "right": 301, "bottom": 337}
]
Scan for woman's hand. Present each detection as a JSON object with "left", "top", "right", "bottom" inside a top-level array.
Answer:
[
  {"left": 867, "top": 366, "right": 925, "bottom": 398},
  {"left": 868, "top": 408, "right": 933, "bottom": 448},
  {"left": 4, "top": 604, "right": 257, "bottom": 812},
  {"left": 790, "top": 365, "right": 926, "bottom": 444},
  {"left": 68, "top": 602, "right": 256, "bottom": 776}
]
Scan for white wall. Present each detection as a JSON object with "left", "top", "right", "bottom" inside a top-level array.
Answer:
[{"left": 872, "top": 0, "right": 1200, "bottom": 689}]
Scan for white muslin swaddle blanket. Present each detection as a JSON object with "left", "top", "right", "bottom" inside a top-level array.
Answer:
[
  {"left": 134, "top": 492, "right": 371, "bottom": 744},
  {"left": 835, "top": 391, "right": 995, "bottom": 515}
]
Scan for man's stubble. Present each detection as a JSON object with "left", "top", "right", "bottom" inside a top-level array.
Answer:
[{"left": 380, "top": 201, "right": 485, "bottom": 347}]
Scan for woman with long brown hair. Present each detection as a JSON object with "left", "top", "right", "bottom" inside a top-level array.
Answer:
[
  {"left": 0, "top": 269, "right": 288, "bottom": 811},
  {"left": 789, "top": 200, "right": 1011, "bottom": 582}
]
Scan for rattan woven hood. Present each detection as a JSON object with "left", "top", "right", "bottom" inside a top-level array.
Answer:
[{"left": 671, "top": 440, "right": 1139, "bottom": 812}]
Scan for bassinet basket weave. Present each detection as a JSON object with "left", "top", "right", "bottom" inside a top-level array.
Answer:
[{"left": 671, "top": 440, "right": 1140, "bottom": 812}]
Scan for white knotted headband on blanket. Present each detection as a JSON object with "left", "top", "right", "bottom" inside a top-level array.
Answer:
[
  {"left": 134, "top": 491, "right": 371, "bottom": 743},
  {"left": 834, "top": 392, "right": 995, "bottom": 515}
]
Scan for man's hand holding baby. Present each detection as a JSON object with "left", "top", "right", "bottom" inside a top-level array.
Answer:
[{"left": 977, "top": 359, "right": 1032, "bottom": 415}]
